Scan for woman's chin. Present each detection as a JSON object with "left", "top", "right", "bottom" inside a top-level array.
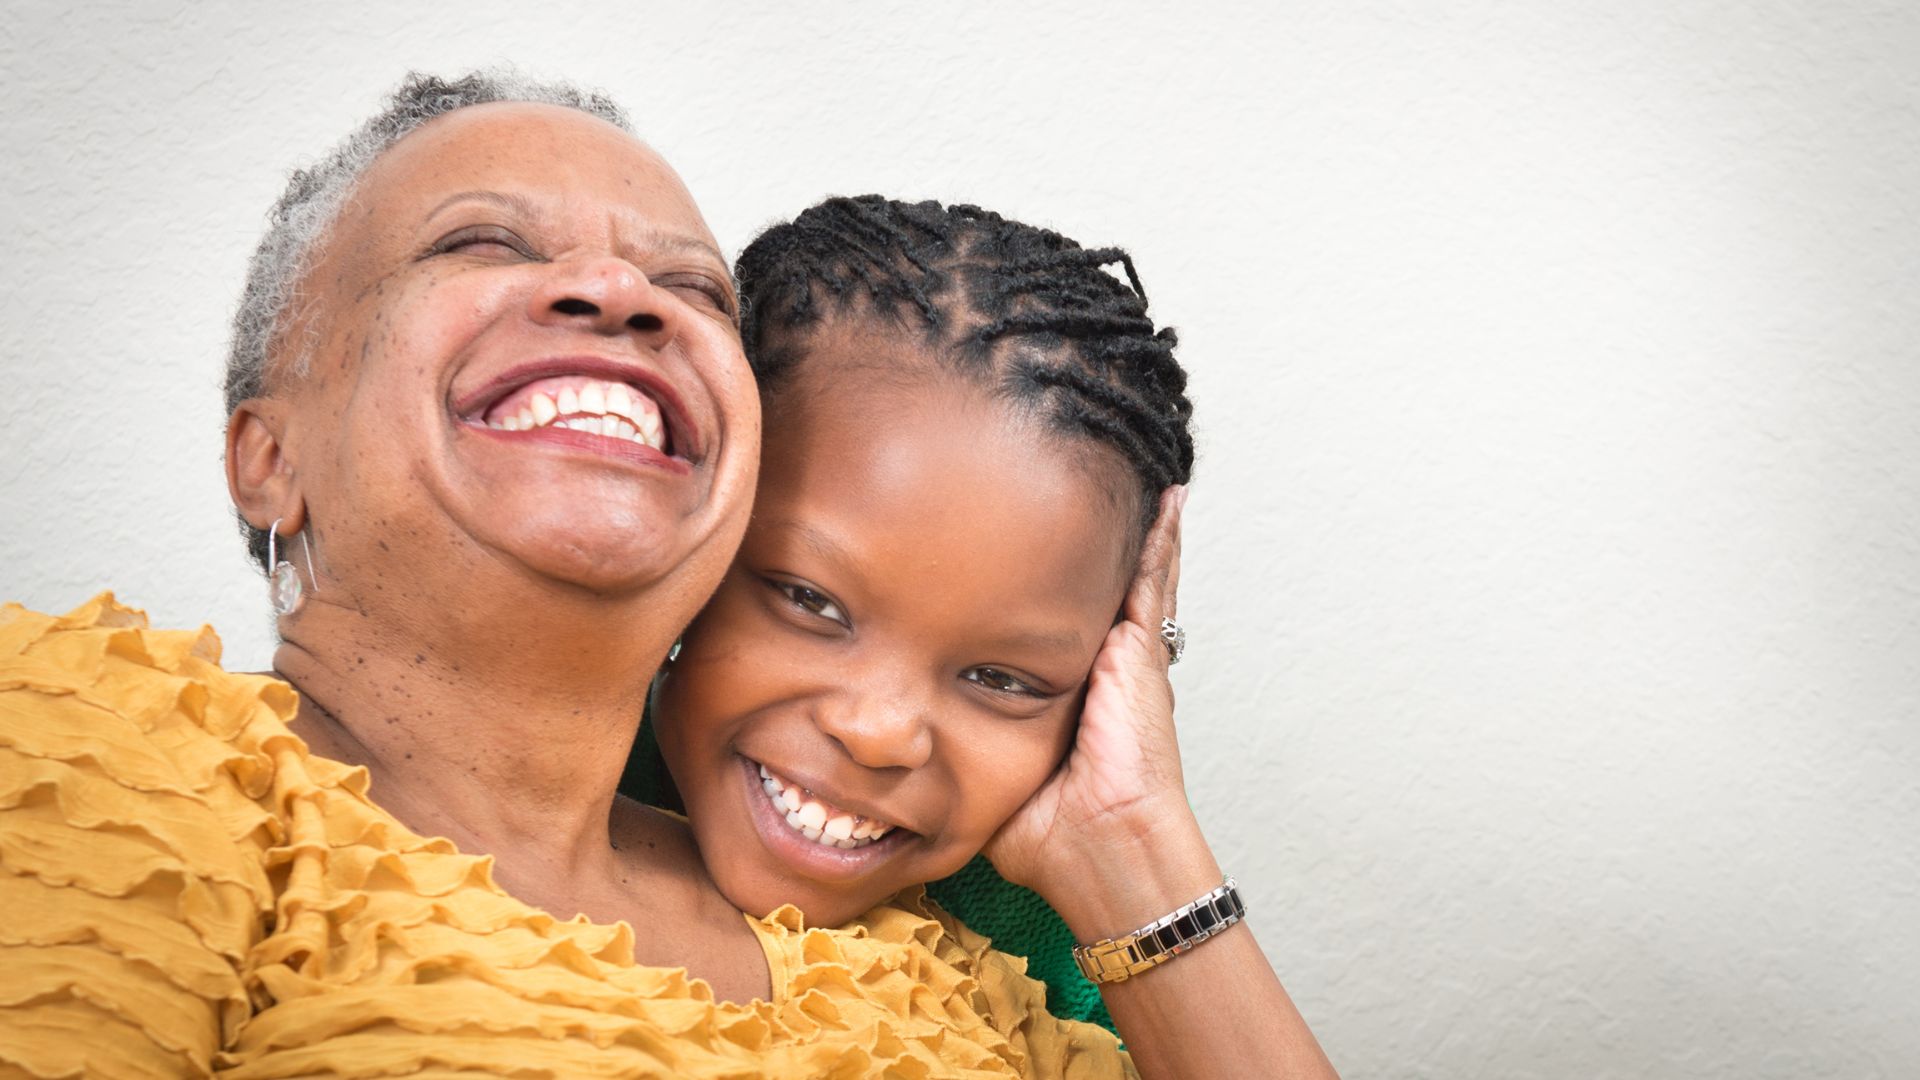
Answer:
[{"left": 472, "top": 512, "right": 723, "bottom": 597}]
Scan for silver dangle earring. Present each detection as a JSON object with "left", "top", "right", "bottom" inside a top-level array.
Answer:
[
  {"left": 666, "top": 639, "right": 683, "bottom": 664},
  {"left": 266, "top": 518, "right": 317, "bottom": 617}
]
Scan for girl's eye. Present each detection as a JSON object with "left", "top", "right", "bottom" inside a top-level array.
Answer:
[
  {"left": 777, "top": 582, "right": 849, "bottom": 628},
  {"left": 430, "top": 225, "right": 536, "bottom": 259},
  {"left": 964, "top": 667, "right": 1042, "bottom": 697}
]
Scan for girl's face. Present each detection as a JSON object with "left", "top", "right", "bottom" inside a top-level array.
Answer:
[{"left": 651, "top": 327, "right": 1139, "bottom": 927}]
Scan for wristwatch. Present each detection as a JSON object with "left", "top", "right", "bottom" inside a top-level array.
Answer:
[{"left": 1072, "top": 878, "right": 1246, "bottom": 984}]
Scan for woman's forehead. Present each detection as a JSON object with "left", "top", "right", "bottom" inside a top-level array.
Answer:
[{"left": 350, "top": 101, "right": 712, "bottom": 244}]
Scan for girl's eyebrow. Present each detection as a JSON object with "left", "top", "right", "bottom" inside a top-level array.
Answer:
[
  {"left": 987, "top": 627, "right": 1086, "bottom": 654},
  {"left": 761, "top": 517, "right": 1089, "bottom": 656},
  {"left": 758, "top": 519, "right": 856, "bottom": 567}
]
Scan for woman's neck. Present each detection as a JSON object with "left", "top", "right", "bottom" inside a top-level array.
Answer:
[
  {"left": 271, "top": 590, "right": 669, "bottom": 890},
  {"left": 271, "top": 593, "right": 775, "bottom": 1004}
]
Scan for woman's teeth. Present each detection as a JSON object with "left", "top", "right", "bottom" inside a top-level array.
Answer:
[
  {"left": 487, "top": 377, "right": 666, "bottom": 452},
  {"left": 758, "top": 763, "right": 895, "bottom": 850}
]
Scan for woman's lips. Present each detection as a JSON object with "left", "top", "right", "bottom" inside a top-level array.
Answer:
[
  {"left": 464, "top": 421, "right": 691, "bottom": 473},
  {"left": 453, "top": 355, "right": 702, "bottom": 462},
  {"left": 483, "top": 374, "right": 667, "bottom": 453}
]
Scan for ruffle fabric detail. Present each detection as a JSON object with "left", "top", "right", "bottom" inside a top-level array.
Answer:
[{"left": 0, "top": 596, "right": 1130, "bottom": 1079}]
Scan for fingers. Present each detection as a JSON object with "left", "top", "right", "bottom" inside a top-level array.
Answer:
[{"left": 1124, "top": 485, "right": 1186, "bottom": 629}]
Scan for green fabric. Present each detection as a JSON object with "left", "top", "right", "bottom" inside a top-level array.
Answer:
[
  {"left": 924, "top": 854, "right": 1117, "bottom": 1035},
  {"left": 619, "top": 719, "right": 1116, "bottom": 1035}
]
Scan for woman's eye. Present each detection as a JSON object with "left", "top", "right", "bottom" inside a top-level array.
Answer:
[
  {"left": 657, "top": 276, "right": 735, "bottom": 316},
  {"left": 430, "top": 225, "right": 535, "bottom": 259},
  {"left": 965, "top": 667, "right": 1041, "bottom": 697},
  {"left": 777, "top": 582, "right": 849, "bottom": 627}
]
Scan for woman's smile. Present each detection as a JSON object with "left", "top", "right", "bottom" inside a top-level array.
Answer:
[{"left": 454, "top": 356, "right": 703, "bottom": 473}]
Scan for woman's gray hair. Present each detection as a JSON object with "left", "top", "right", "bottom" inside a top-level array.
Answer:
[{"left": 228, "top": 69, "right": 631, "bottom": 567}]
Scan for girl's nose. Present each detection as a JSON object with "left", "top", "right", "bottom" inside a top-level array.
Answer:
[{"left": 812, "top": 689, "right": 935, "bottom": 771}]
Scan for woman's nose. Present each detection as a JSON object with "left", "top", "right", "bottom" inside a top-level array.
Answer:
[
  {"left": 814, "top": 691, "right": 935, "bottom": 772},
  {"left": 528, "top": 256, "right": 677, "bottom": 349}
]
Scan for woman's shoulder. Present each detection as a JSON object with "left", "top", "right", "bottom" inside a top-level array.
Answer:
[
  {"left": 748, "top": 888, "right": 1133, "bottom": 1078},
  {"left": 1, "top": 593, "right": 303, "bottom": 809},
  {"left": 0, "top": 592, "right": 292, "bottom": 894},
  {"left": 0, "top": 593, "right": 287, "bottom": 1075}
]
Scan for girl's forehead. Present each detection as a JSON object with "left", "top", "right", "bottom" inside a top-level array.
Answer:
[{"left": 756, "top": 367, "right": 1138, "bottom": 603}]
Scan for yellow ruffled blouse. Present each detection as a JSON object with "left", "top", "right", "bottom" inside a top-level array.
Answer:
[{"left": 0, "top": 596, "right": 1133, "bottom": 1079}]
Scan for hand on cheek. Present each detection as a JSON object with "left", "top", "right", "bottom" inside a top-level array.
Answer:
[{"left": 984, "top": 486, "right": 1205, "bottom": 918}]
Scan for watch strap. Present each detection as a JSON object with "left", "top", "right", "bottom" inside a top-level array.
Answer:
[{"left": 1072, "top": 877, "right": 1245, "bottom": 984}]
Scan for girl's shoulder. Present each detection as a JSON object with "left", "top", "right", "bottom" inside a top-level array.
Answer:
[{"left": 750, "top": 887, "right": 1135, "bottom": 1079}]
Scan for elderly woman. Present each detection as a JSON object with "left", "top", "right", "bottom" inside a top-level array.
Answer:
[
  {"left": 1, "top": 72, "right": 1331, "bottom": 1079},
  {"left": 1, "top": 72, "right": 788, "bottom": 1077}
]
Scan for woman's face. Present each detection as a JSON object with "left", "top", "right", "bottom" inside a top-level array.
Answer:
[
  {"left": 652, "top": 328, "right": 1139, "bottom": 927},
  {"left": 265, "top": 102, "right": 758, "bottom": 610}
]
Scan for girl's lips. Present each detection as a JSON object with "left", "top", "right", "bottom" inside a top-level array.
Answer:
[{"left": 736, "top": 755, "right": 912, "bottom": 882}]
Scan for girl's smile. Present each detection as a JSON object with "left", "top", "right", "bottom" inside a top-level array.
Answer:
[{"left": 737, "top": 756, "right": 915, "bottom": 880}]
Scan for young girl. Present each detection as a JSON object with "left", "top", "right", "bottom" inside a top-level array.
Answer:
[{"left": 641, "top": 196, "right": 1335, "bottom": 1079}]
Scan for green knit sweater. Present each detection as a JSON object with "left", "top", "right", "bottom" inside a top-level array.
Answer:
[{"left": 619, "top": 720, "right": 1116, "bottom": 1035}]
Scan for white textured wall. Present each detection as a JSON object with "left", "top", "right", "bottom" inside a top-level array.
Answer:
[{"left": 3, "top": 2, "right": 1916, "bottom": 1075}]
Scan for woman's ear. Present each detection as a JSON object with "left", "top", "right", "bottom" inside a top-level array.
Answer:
[{"left": 227, "top": 398, "right": 306, "bottom": 533}]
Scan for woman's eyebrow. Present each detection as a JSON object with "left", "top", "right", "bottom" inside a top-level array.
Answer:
[
  {"left": 419, "top": 190, "right": 725, "bottom": 270},
  {"left": 424, "top": 189, "right": 542, "bottom": 223},
  {"left": 621, "top": 227, "right": 728, "bottom": 271}
]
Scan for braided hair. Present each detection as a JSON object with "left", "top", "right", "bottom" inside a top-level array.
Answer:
[{"left": 734, "top": 196, "right": 1195, "bottom": 533}]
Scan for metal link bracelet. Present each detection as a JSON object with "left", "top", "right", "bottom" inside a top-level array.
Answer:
[{"left": 1072, "top": 878, "right": 1246, "bottom": 984}]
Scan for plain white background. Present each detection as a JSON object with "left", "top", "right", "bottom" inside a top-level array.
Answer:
[{"left": 3, "top": 1, "right": 1916, "bottom": 1076}]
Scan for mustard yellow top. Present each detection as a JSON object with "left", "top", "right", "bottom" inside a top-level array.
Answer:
[{"left": 0, "top": 595, "right": 1133, "bottom": 1079}]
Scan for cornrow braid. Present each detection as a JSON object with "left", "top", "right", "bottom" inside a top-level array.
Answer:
[{"left": 735, "top": 195, "right": 1194, "bottom": 532}]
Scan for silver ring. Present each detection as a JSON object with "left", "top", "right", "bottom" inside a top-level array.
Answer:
[{"left": 1159, "top": 617, "right": 1186, "bottom": 665}]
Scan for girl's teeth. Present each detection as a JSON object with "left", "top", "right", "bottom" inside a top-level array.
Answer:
[{"left": 758, "top": 763, "right": 895, "bottom": 851}]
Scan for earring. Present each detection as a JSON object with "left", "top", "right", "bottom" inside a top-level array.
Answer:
[
  {"left": 666, "top": 639, "right": 683, "bottom": 663},
  {"left": 265, "top": 518, "right": 317, "bottom": 617}
]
